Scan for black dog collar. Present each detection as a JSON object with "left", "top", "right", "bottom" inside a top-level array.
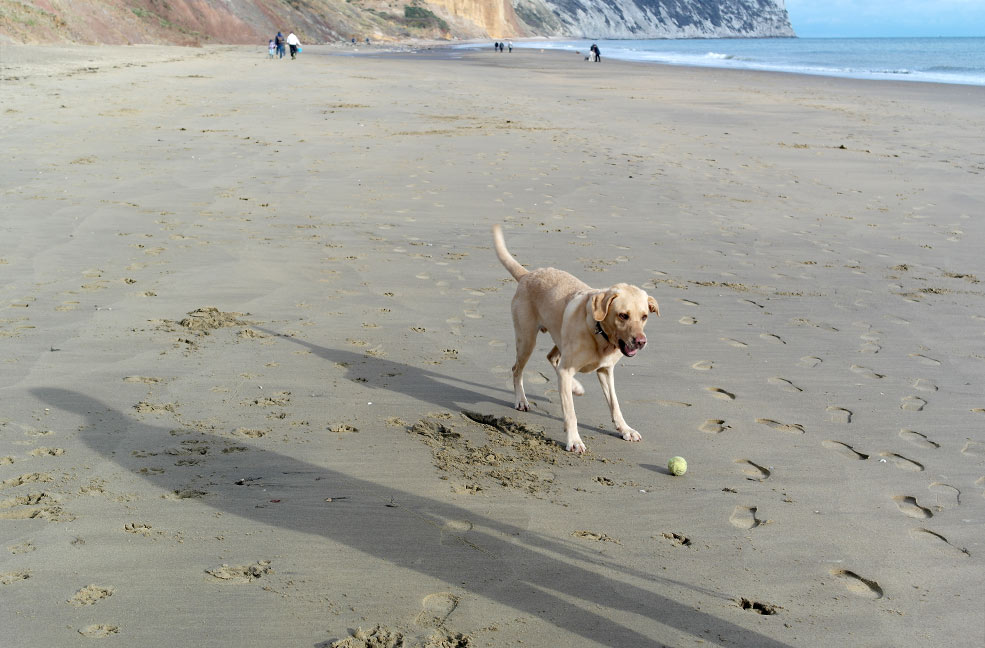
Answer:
[{"left": 594, "top": 321, "right": 611, "bottom": 343}]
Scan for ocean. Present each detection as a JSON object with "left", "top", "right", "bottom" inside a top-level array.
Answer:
[{"left": 483, "top": 37, "right": 985, "bottom": 86}]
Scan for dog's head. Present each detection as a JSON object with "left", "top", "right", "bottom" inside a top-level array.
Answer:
[{"left": 592, "top": 284, "right": 659, "bottom": 358}]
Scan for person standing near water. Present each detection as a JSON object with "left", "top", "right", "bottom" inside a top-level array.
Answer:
[{"left": 286, "top": 32, "right": 301, "bottom": 59}]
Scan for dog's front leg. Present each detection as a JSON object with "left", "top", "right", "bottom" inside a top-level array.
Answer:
[
  {"left": 557, "top": 366, "right": 586, "bottom": 453},
  {"left": 597, "top": 366, "right": 641, "bottom": 442},
  {"left": 548, "top": 345, "right": 584, "bottom": 396}
]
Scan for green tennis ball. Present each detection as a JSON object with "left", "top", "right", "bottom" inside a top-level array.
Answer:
[{"left": 667, "top": 456, "right": 687, "bottom": 476}]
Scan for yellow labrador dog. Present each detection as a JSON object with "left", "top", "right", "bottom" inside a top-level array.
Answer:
[{"left": 492, "top": 225, "right": 659, "bottom": 453}]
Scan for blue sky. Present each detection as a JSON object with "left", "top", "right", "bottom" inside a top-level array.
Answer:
[{"left": 785, "top": 0, "right": 985, "bottom": 37}]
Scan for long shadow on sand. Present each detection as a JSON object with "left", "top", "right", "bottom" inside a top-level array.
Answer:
[
  {"left": 36, "top": 387, "right": 793, "bottom": 648},
  {"left": 256, "top": 326, "right": 619, "bottom": 442}
]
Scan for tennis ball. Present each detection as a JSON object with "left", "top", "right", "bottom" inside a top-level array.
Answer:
[{"left": 667, "top": 456, "right": 687, "bottom": 476}]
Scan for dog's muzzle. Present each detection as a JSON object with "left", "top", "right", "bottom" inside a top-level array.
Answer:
[{"left": 619, "top": 335, "right": 647, "bottom": 357}]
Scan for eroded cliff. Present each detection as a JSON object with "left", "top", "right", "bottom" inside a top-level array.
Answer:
[{"left": 0, "top": 0, "right": 793, "bottom": 45}]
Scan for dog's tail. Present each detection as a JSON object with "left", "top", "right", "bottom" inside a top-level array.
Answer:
[{"left": 492, "top": 224, "right": 528, "bottom": 282}]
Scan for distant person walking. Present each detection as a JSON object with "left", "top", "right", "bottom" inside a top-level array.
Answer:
[
  {"left": 507, "top": 40, "right": 513, "bottom": 53},
  {"left": 267, "top": 39, "right": 275, "bottom": 59},
  {"left": 590, "top": 43, "right": 601, "bottom": 62},
  {"left": 275, "top": 32, "right": 285, "bottom": 59},
  {"left": 287, "top": 32, "right": 301, "bottom": 59}
]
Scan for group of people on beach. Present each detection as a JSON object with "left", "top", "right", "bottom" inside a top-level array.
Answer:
[
  {"left": 269, "top": 32, "right": 301, "bottom": 59},
  {"left": 493, "top": 41, "right": 512, "bottom": 53}
]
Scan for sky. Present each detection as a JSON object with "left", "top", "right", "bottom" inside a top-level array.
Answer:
[{"left": 784, "top": 0, "right": 985, "bottom": 37}]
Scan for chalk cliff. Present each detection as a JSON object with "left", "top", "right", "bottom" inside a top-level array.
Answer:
[
  {"left": 0, "top": 0, "right": 793, "bottom": 45},
  {"left": 515, "top": 0, "right": 795, "bottom": 38}
]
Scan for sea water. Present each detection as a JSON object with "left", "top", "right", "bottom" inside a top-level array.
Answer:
[{"left": 495, "top": 37, "right": 985, "bottom": 86}]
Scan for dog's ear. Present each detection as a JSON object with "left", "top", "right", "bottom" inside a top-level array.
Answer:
[
  {"left": 647, "top": 296, "right": 660, "bottom": 316},
  {"left": 592, "top": 291, "right": 618, "bottom": 321}
]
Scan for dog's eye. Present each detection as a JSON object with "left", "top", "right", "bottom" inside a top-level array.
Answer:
[
  {"left": 619, "top": 313, "right": 629, "bottom": 320},
  {"left": 642, "top": 314, "right": 648, "bottom": 321}
]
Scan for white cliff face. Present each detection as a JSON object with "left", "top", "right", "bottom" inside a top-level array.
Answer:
[{"left": 514, "top": 0, "right": 795, "bottom": 38}]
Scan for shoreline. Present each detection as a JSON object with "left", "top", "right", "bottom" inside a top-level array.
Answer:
[
  {"left": 5, "top": 40, "right": 985, "bottom": 91},
  {"left": 2, "top": 44, "right": 983, "bottom": 648}
]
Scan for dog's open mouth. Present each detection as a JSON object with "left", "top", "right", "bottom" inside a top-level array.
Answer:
[{"left": 619, "top": 339, "right": 640, "bottom": 357}]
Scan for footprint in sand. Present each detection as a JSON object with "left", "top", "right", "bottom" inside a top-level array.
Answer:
[
  {"left": 79, "top": 625, "right": 120, "bottom": 638},
  {"left": 858, "top": 333, "right": 882, "bottom": 354},
  {"left": 735, "top": 459, "right": 770, "bottom": 482},
  {"left": 901, "top": 396, "right": 927, "bottom": 412},
  {"left": 798, "top": 356, "right": 822, "bottom": 368},
  {"left": 899, "top": 429, "right": 939, "bottom": 449},
  {"left": 830, "top": 569, "right": 883, "bottom": 599},
  {"left": 707, "top": 387, "right": 736, "bottom": 401},
  {"left": 769, "top": 377, "right": 803, "bottom": 393},
  {"left": 656, "top": 400, "right": 692, "bottom": 408},
  {"left": 892, "top": 495, "right": 932, "bottom": 519},
  {"left": 912, "top": 379, "right": 938, "bottom": 392},
  {"left": 691, "top": 360, "right": 714, "bottom": 371},
  {"left": 850, "top": 365, "right": 884, "bottom": 379},
  {"left": 756, "top": 418, "right": 804, "bottom": 434},
  {"left": 909, "top": 353, "right": 941, "bottom": 366},
  {"left": 677, "top": 298, "right": 699, "bottom": 306},
  {"left": 908, "top": 528, "right": 970, "bottom": 557},
  {"left": 878, "top": 452, "right": 924, "bottom": 472},
  {"left": 928, "top": 483, "right": 960, "bottom": 510},
  {"left": 699, "top": 419, "right": 729, "bottom": 434},
  {"left": 729, "top": 506, "right": 763, "bottom": 529},
  {"left": 822, "top": 440, "right": 868, "bottom": 460},
  {"left": 416, "top": 592, "right": 459, "bottom": 627},
  {"left": 961, "top": 441, "right": 985, "bottom": 457},
  {"left": 721, "top": 338, "right": 748, "bottom": 348},
  {"left": 679, "top": 316, "right": 698, "bottom": 325},
  {"left": 739, "top": 299, "right": 764, "bottom": 309},
  {"left": 826, "top": 407, "right": 853, "bottom": 424},
  {"left": 760, "top": 333, "right": 786, "bottom": 344}
]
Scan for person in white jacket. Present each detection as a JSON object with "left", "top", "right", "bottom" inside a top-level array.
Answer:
[{"left": 286, "top": 32, "right": 301, "bottom": 60}]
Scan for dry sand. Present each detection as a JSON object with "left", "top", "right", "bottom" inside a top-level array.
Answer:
[{"left": 1, "top": 42, "right": 984, "bottom": 647}]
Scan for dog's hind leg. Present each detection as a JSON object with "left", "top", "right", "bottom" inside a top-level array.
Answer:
[
  {"left": 547, "top": 346, "right": 584, "bottom": 396},
  {"left": 510, "top": 308, "right": 539, "bottom": 412}
]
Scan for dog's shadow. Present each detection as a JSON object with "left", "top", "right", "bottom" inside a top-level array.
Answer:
[{"left": 256, "top": 327, "right": 617, "bottom": 443}]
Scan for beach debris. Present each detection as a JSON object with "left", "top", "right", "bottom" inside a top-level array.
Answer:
[
  {"left": 572, "top": 530, "right": 621, "bottom": 544},
  {"left": 159, "top": 307, "right": 253, "bottom": 334},
  {"left": 409, "top": 411, "right": 576, "bottom": 495},
  {"left": 206, "top": 560, "right": 272, "bottom": 583},
  {"left": 68, "top": 584, "right": 114, "bottom": 606},
  {"left": 661, "top": 532, "right": 692, "bottom": 547},
  {"left": 330, "top": 624, "right": 472, "bottom": 648},
  {"left": 737, "top": 598, "right": 780, "bottom": 615}
]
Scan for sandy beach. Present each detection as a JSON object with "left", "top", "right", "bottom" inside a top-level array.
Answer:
[{"left": 1, "top": 43, "right": 983, "bottom": 647}]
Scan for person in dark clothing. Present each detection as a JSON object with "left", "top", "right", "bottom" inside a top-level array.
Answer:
[
  {"left": 275, "top": 32, "right": 285, "bottom": 59},
  {"left": 590, "top": 43, "right": 601, "bottom": 62}
]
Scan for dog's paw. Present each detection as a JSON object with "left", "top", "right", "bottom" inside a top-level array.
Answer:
[
  {"left": 572, "top": 378, "right": 585, "bottom": 396},
  {"left": 514, "top": 400, "right": 529, "bottom": 412},
  {"left": 620, "top": 428, "right": 642, "bottom": 442},
  {"left": 566, "top": 439, "right": 587, "bottom": 453}
]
